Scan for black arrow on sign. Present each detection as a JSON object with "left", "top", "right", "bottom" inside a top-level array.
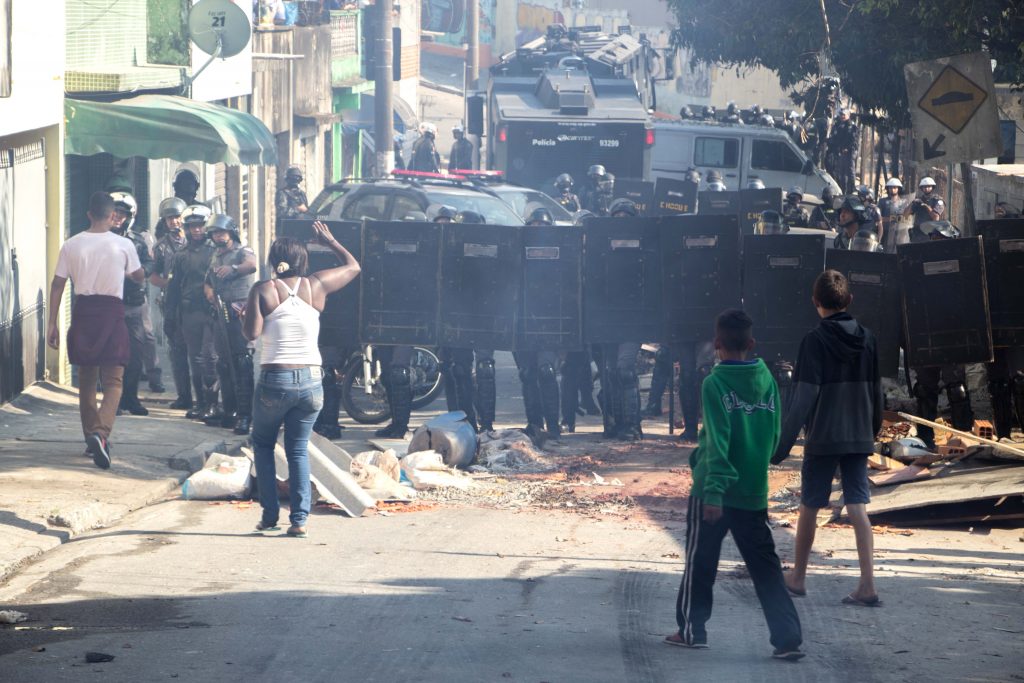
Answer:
[{"left": 923, "top": 134, "right": 947, "bottom": 160}]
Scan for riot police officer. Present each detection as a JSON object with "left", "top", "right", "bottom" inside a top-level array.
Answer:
[
  {"left": 554, "top": 174, "right": 581, "bottom": 213},
  {"left": 150, "top": 197, "right": 192, "bottom": 410},
  {"left": 276, "top": 167, "right": 308, "bottom": 226},
  {"left": 700, "top": 105, "right": 716, "bottom": 121},
  {"left": 580, "top": 165, "right": 614, "bottom": 216},
  {"left": 849, "top": 229, "right": 882, "bottom": 252},
  {"left": 856, "top": 184, "right": 884, "bottom": 242},
  {"left": 110, "top": 192, "right": 158, "bottom": 415},
  {"left": 827, "top": 108, "right": 858, "bottom": 193},
  {"left": 705, "top": 170, "right": 727, "bottom": 192},
  {"left": 165, "top": 205, "right": 219, "bottom": 421},
  {"left": 723, "top": 101, "right": 743, "bottom": 124},
  {"left": 810, "top": 187, "right": 838, "bottom": 231},
  {"left": 904, "top": 177, "right": 944, "bottom": 242},
  {"left": 428, "top": 204, "right": 458, "bottom": 223},
  {"left": 783, "top": 187, "right": 810, "bottom": 228},
  {"left": 833, "top": 196, "right": 872, "bottom": 250},
  {"left": 756, "top": 209, "right": 789, "bottom": 235},
  {"left": 410, "top": 122, "right": 441, "bottom": 173},
  {"left": 203, "top": 214, "right": 257, "bottom": 434},
  {"left": 879, "top": 178, "right": 907, "bottom": 250},
  {"left": 986, "top": 210, "right": 1024, "bottom": 440},
  {"left": 448, "top": 124, "right": 474, "bottom": 172},
  {"left": 525, "top": 206, "right": 554, "bottom": 226},
  {"left": 747, "top": 179, "right": 766, "bottom": 190}
]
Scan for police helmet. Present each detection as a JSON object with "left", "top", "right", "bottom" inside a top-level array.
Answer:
[
  {"left": 850, "top": 229, "right": 880, "bottom": 252},
  {"left": 420, "top": 122, "right": 437, "bottom": 137},
  {"left": 756, "top": 210, "right": 788, "bottom": 235},
  {"left": 597, "top": 172, "right": 615, "bottom": 193},
  {"left": 428, "top": 204, "right": 458, "bottom": 222},
  {"left": 706, "top": 181, "right": 727, "bottom": 192},
  {"left": 747, "top": 179, "right": 765, "bottom": 190},
  {"left": 588, "top": 164, "right": 607, "bottom": 179},
  {"left": 679, "top": 105, "right": 694, "bottom": 120},
  {"left": 856, "top": 184, "right": 875, "bottom": 202},
  {"left": 555, "top": 173, "right": 574, "bottom": 191},
  {"left": 786, "top": 185, "right": 803, "bottom": 201},
  {"left": 885, "top": 177, "right": 904, "bottom": 190},
  {"left": 402, "top": 211, "right": 428, "bottom": 222},
  {"left": 919, "top": 176, "right": 937, "bottom": 189},
  {"left": 839, "top": 195, "right": 868, "bottom": 224},
  {"left": 158, "top": 197, "right": 187, "bottom": 219},
  {"left": 456, "top": 210, "right": 486, "bottom": 224},
  {"left": 452, "top": 123, "right": 464, "bottom": 135},
  {"left": 525, "top": 206, "right": 554, "bottom": 226},
  {"left": 701, "top": 105, "right": 716, "bottom": 120},
  {"left": 110, "top": 191, "right": 138, "bottom": 219},
  {"left": 608, "top": 198, "right": 638, "bottom": 217},
  {"left": 182, "top": 204, "right": 213, "bottom": 227},
  {"left": 726, "top": 101, "right": 739, "bottom": 115},
  {"left": 285, "top": 166, "right": 303, "bottom": 182},
  {"left": 573, "top": 209, "right": 595, "bottom": 225},
  {"left": 920, "top": 220, "right": 959, "bottom": 240},
  {"left": 706, "top": 170, "right": 723, "bottom": 183},
  {"left": 206, "top": 213, "right": 239, "bottom": 241},
  {"left": 759, "top": 113, "right": 775, "bottom": 127},
  {"left": 685, "top": 169, "right": 701, "bottom": 185},
  {"left": 821, "top": 186, "right": 835, "bottom": 202}
]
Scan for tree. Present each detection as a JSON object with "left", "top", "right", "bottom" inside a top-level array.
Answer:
[{"left": 665, "top": 0, "right": 1024, "bottom": 126}]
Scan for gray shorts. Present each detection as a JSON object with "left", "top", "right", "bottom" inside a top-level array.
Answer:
[{"left": 801, "top": 454, "right": 870, "bottom": 509}]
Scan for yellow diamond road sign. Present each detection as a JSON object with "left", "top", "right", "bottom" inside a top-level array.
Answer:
[{"left": 917, "top": 65, "right": 987, "bottom": 135}]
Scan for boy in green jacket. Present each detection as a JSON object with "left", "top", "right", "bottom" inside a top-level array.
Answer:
[{"left": 665, "top": 309, "right": 804, "bottom": 661}]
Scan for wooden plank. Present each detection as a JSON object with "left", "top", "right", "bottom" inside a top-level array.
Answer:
[
  {"left": 869, "top": 464, "right": 935, "bottom": 487},
  {"left": 865, "top": 464, "right": 1024, "bottom": 516}
]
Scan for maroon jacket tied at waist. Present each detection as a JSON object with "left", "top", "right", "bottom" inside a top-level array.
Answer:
[{"left": 67, "top": 295, "right": 130, "bottom": 367}]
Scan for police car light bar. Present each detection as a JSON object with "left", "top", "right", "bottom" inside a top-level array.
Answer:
[
  {"left": 392, "top": 169, "right": 468, "bottom": 181},
  {"left": 451, "top": 169, "right": 504, "bottom": 180}
]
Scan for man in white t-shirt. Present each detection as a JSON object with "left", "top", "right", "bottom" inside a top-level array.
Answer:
[{"left": 47, "top": 192, "right": 145, "bottom": 470}]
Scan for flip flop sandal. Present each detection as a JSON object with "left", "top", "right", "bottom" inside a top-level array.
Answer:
[
  {"left": 842, "top": 594, "right": 882, "bottom": 607},
  {"left": 255, "top": 521, "right": 281, "bottom": 532},
  {"left": 287, "top": 526, "right": 308, "bottom": 538}
]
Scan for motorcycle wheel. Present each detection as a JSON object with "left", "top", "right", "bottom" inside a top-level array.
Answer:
[
  {"left": 410, "top": 347, "right": 444, "bottom": 410},
  {"left": 340, "top": 357, "right": 391, "bottom": 424}
]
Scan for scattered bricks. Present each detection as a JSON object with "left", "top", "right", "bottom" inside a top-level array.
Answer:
[{"left": 973, "top": 420, "right": 994, "bottom": 440}]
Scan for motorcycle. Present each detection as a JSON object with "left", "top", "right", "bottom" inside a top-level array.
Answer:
[{"left": 340, "top": 345, "right": 444, "bottom": 424}]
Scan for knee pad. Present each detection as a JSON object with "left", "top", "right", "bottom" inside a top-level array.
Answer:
[
  {"left": 538, "top": 363, "right": 557, "bottom": 383},
  {"left": 476, "top": 358, "right": 495, "bottom": 378}
]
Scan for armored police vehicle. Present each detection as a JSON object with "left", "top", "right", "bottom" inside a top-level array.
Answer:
[{"left": 486, "top": 25, "right": 656, "bottom": 192}]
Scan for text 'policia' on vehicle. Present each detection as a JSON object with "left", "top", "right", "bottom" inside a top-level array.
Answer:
[{"left": 486, "top": 25, "right": 657, "bottom": 193}]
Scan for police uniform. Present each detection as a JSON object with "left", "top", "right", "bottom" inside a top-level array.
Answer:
[
  {"left": 410, "top": 136, "right": 441, "bottom": 173},
  {"left": 986, "top": 348, "right": 1024, "bottom": 441},
  {"left": 205, "top": 244, "right": 256, "bottom": 432},
  {"left": 878, "top": 195, "right": 909, "bottom": 251},
  {"left": 514, "top": 350, "right": 561, "bottom": 438},
  {"left": 120, "top": 229, "right": 158, "bottom": 413},
  {"left": 375, "top": 345, "right": 415, "bottom": 438},
  {"left": 166, "top": 238, "right": 219, "bottom": 420},
  {"left": 809, "top": 203, "right": 837, "bottom": 231},
  {"left": 643, "top": 344, "right": 702, "bottom": 440},
  {"left": 782, "top": 202, "right": 810, "bottom": 228},
  {"left": 828, "top": 117, "right": 858, "bottom": 193},
  {"left": 908, "top": 195, "right": 945, "bottom": 243},
  {"left": 276, "top": 185, "right": 309, "bottom": 223},
  {"left": 557, "top": 191, "right": 581, "bottom": 213},
  {"left": 153, "top": 230, "right": 191, "bottom": 408},
  {"left": 560, "top": 349, "right": 598, "bottom": 432},
  {"left": 448, "top": 136, "right": 474, "bottom": 172}
]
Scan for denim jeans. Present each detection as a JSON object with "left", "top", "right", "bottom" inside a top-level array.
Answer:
[{"left": 251, "top": 366, "right": 324, "bottom": 527}]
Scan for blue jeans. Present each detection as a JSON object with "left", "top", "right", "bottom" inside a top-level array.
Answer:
[{"left": 252, "top": 366, "right": 324, "bottom": 527}]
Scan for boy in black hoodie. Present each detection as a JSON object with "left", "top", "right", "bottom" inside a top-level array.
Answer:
[{"left": 772, "top": 270, "right": 883, "bottom": 607}]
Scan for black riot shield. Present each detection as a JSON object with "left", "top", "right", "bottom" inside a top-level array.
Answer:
[
  {"left": 440, "top": 224, "right": 522, "bottom": 350},
  {"left": 743, "top": 234, "right": 826, "bottom": 362},
  {"left": 898, "top": 237, "right": 993, "bottom": 367},
  {"left": 741, "top": 188, "right": 784, "bottom": 235},
  {"left": 661, "top": 215, "right": 742, "bottom": 344},
  {"left": 697, "top": 190, "right": 741, "bottom": 217},
  {"left": 279, "top": 219, "right": 362, "bottom": 347},
  {"left": 653, "top": 177, "right": 698, "bottom": 216},
  {"left": 978, "top": 219, "right": 1024, "bottom": 347},
  {"left": 614, "top": 179, "right": 655, "bottom": 216},
  {"left": 825, "top": 249, "right": 902, "bottom": 377},
  {"left": 517, "top": 226, "right": 583, "bottom": 351},
  {"left": 583, "top": 217, "right": 663, "bottom": 343},
  {"left": 359, "top": 221, "right": 441, "bottom": 346}
]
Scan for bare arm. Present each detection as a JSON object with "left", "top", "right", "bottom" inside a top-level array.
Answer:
[
  {"left": 127, "top": 267, "right": 145, "bottom": 284},
  {"left": 309, "top": 220, "right": 361, "bottom": 298},
  {"left": 241, "top": 282, "right": 266, "bottom": 341},
  {"left": 47, "top": 276, "right": 68, "bottom": 349},
  {"left": 150, "top": 273, "right": 169, "bottom": 288}
]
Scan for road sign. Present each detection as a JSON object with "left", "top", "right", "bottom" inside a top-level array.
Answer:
[{"left": 904, "top": 52, "right": 1002, "bottom": 164}]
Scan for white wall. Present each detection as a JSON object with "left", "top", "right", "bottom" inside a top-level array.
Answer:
[
  {"left": 189, "top": 0, "right": 253, "bottom": 102},
  {"left": 0, "top": 0, "right": 64, "bottom": 137}
]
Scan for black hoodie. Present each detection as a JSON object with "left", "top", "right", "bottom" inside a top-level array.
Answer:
[{"left": 773, "top": 312, "right": 883, "bottom": 460}]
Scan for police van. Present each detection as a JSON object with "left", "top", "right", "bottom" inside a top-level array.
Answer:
[{"left": 650, "top": 120, "right": 841, "bottom": 197}]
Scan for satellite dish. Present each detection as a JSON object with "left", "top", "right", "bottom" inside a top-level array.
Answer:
[{"left": 188, "top": 0, "right": 251, "bottom": 59}]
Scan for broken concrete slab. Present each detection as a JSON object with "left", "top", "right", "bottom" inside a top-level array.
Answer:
[
  {"left": 275, "top": 440, "right": 375, "bottom": 517},
  {"left": 308, "top": 432, "right": 353, "bottom": 471}
]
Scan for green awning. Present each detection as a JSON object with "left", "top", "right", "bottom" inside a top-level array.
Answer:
[{"left": 65, "top": 95, "right": 277, "bottom": 166}]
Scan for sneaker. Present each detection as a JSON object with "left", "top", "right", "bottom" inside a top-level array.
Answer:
[
  {"left": 86, "top": 433, "right": 111, "bottom": 470},
  {"left": 148, "top": 382, "right": 166, "bottom": 393},
  {"left": 664, "top": 632, "right": 708, "bottom": 649},
  {"left": 772, "top": 647, "right": 805, "bottom": 661}
]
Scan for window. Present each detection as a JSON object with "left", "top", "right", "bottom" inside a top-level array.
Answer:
[
  {"left": 751, "top": 139, "right": 804, "bottom": 173},
  {"left": 342, "top": 191, "right": 389, "bottom": 221},
  {"left": 309, "top": 188, "right": 350, "bottom": 217},
  {"left": 694, "top": 137, "right": 739, "bottom": 168},
  {"left": 390, "top": 194, "right": 423, "bottom": 220},
  {"left": 424, "top": 192, "right": 525, "bottom": 226}
]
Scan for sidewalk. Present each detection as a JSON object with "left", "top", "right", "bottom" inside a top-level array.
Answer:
[{"left": 0, "top": 382, "right": 246, "bottom": 583}]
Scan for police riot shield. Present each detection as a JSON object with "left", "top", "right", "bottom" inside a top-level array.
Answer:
[
  {"left": 583, "top": 217, "right": 663, "bottom": 343},
  {"left": 359, "top": 221, "right": 442, "bottom": 346},
  {"left": 653, "top": 177, "right": 698, "bottom": 216},
  {"left": 897, "top": 237, "right": 993, "bottom": 367},
  {"left": 661, "top": 215, "right": 742, "bottom": 344},
  {"left": 614, "top": 179, "right": 655, "bottom": 216},
  {"left": 517, "top": 226, "right": 583, "bottom": 351},
  {"left": 825, "top": 249, "right": 902, "bottom": 377},
  {"left": 741, "top": 188, "right": 783, "bottom": 235},
  {"left": 697, "top": 190, "right": 741, "bottom": 217},
  {"left": 279, "top": 219, "right": 362, "bottom": 348},
  {"left": 440, "top": 224, "right": 522, "bottom": 350},
  {"left": 743, "top": 234, "right": 826, "bottom": 362},
  {"left": 978, "top": 219, "right": 1024, "bottom": 347}
]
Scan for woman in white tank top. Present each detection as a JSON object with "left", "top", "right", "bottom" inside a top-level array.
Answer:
[{"left": 242, "top": 221, "right": 360, "bottom": 538}]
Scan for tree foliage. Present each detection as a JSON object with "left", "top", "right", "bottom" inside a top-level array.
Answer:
[{"left": 665, "top": 0, "right": 1024, "bottom": 126}]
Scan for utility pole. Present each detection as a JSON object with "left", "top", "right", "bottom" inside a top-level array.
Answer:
[
  {"left": 464, "top": 0, "right": 480, "bottom": 167},
  {"left": 374, "top": 0, "right": 394, "bottom": 176}
]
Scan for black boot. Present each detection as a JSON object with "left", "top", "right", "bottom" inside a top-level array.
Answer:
[
  {"left": 539, "top": 363, "right": 561, "bottom": 437},
  {"left": 314, "top": 364, "right": 342, "bottom": 438},
  {"left": 147, "top": 367, "right": 166, "bottom": 393},
  {"left": 120, "top": 354, "right": 148, "bottom": 416},
  {"left": 475, "top": 358, "right": 496, "bottom": 432},
  {"left": 376, "top": 366, "right": 412, "bottom": 438},
  {"left": 520, "top": 373, "right": 545, "bottom": 436},
  {"left": 947, "top": 383, "right": 974, "bottom": 433},
  {"left": 169, "top": 338, "right": 192, "bottom": 409},
  {"left": 618, "top": 369, "right": 643, "bottom": 441},
  {"left": 913, "top": 381, "right": 939, "bottom": 449},
  {"left": 990, "top": 380, "right": 1013, "bottom": 440},
  {"left": 450, "top": 356, "right": 478, "bottom": 430}
]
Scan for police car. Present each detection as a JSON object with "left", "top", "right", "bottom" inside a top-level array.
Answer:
[
  {"left": 451, "top": 170, "right": 575, "bottom": 225},
  {"left": 308, "top": 170, "right": 525, "bottom": 224}
]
